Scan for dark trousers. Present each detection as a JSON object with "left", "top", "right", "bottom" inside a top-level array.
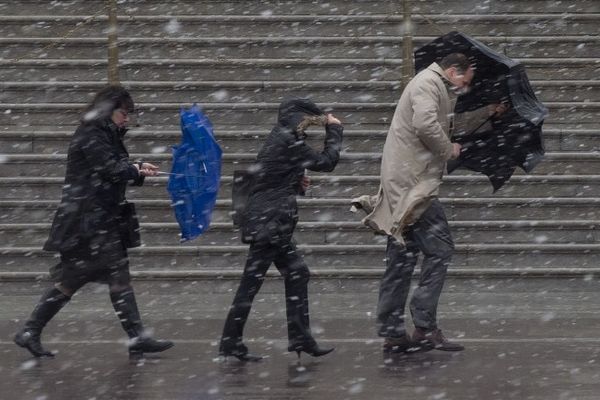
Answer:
[
  {"left": 376, "top": 198, "right": 454, "bottom": 338},
  {"left": 220, "top": 240, "right": 313, "bottom": 350},
  {"left": 27, "top": 237, "right": 143, "bottom": 339}
]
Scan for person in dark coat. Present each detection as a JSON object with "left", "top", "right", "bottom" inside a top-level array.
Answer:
[
  {"left": 219, "top": 98, "right": 343, "bottom": 361},
  {"left": 14, "top": 86, "right": 174, "bottom": 360}
]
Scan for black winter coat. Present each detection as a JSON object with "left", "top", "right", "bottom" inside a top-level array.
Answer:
[
  {"left": 241, "top": 98, "right": 343, "bottom": 245},
  {"left": 43, "top": 118, "right": 144, "bottom": 253}
]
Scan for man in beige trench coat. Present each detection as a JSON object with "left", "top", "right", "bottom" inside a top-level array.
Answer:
[{"left": 353, "top": 53, "right": 478, "bottom": 353}]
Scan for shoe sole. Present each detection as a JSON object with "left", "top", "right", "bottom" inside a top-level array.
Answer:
[{"left": 434, "top": 346, "right": 465, "bottom": 352}]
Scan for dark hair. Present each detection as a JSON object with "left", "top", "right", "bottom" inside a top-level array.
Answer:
[
  {"left": 83, "top": 85, "right": 134, "bottom": 121},
  {"left": 439, "top": 53, "right": 471, "bottom": 73}
]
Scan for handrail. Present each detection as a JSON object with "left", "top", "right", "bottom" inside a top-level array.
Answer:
[
  {"left": 107, "top": 0, "right": 120, "bottom": 84},
  {"left": 401, "top": 0, "right": 414, "bottom": 88}
]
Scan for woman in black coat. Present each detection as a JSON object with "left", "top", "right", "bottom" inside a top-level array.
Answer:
[
  {"left": 14, "top": 86, "right": 173, "bottom": 360},
  {"left": 219, "top": 98, "right": 343, "bottom": 361}
]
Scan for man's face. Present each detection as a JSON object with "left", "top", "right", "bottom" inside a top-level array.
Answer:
[{"left": 446, "top": 66, "right": 475, "bottom": 95}]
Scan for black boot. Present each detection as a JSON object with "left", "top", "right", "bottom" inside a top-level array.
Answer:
[
  {"left": 14, "top": 287, "right": 71, "bottom": 358},
  {"left": 219, "top": 339, "right": 263, "bottom": 362},
  {"left": 288, "top": 340, "right": 334, "bottom": 359},
  {"left": 110, "top": 288, "right": 174, "bottom": 360}
]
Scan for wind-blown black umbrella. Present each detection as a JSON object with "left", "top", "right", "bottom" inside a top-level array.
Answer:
[{"left": 414, "top": 31, "right": 548, "bottom": 191}]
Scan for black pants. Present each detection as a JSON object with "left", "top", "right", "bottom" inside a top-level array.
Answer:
[
  {"left": 220, "top": 240, "right": 313, "bottom": 350},
  {"left": 376, "top": 198, "right": 454, "bottom": 337}
]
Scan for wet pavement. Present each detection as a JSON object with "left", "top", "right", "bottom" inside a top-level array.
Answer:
[{"left": 2, "top": 278, "right": 600, "bottom": 400}]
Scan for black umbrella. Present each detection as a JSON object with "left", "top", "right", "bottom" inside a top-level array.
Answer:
[{"left": 414, "top": 31, "right": 548, "bottom": 191}]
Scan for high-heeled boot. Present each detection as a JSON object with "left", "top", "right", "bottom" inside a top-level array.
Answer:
[
  {"left": 110, "top": 288, "right": 174, "bottom": 360},
  {"left": 288, "top": 340, "right": 334, "bottom": 359},
  {"left": 14, "top": 287, "right": 71, "bottom": 358}
]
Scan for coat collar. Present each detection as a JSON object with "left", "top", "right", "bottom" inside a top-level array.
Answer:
[
  {"left": 94, "top": 118, "right": 128, "bottom": 139},
  {"left": 427, "top": 62, "right": 458, "bottom": 99},
  {"left": 427, "top": 62, "right": 451, "bottom": 86}
]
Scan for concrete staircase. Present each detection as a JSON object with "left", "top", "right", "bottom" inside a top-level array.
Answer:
[{"left": 0, "top": 0, "right": 599, "bottom": 280}]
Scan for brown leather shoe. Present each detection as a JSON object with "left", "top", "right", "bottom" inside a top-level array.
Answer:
[
  {"left": 383, "top": 335, "right": 433, "bottom": 354},
  {"left": 412, "top": 328, "right": 465, "bottom": 352}
]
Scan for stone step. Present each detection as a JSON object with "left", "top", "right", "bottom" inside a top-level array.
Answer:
[
  {"left": 3, "top": 266, "right": 599, "bottom": 281},
  {"left": 2, "top": 79, "right": 598, "bottom": 103},
  {"left": 2, "top": 35, "right": 600, "bottom": 60},
  {"left": 2, "top": 14, "right": 600, "bottom": 37},
  {"left": 1, "top": 128, "right": 597, "bottom": 154},
  {"left": 1, "top": 175, "right": 599, "bottom": 201},
  {"left": 0, "top": 102, "right": 596, "bottom": 128},
  {"left": 1, "top": 198, "right": 598, "bottom": 224},
  {"left": 3, "top": 0, "right": 599, "bottom": 16},
  {"left": 1, "top": 152, "right": 598, "bottom": 177},
  {"left": 0, "top": 58, "right": 597, "bottom": 82},
  {"left": 2, "top": 219, "right": 597, "bottom": 247},
  {"left": 1, "top": 243, "right": 599, "bottom": 270}
]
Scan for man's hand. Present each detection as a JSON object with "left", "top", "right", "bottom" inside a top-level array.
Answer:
[
  {"left": 326, "top": 113, "right": 341, "bottom": 125},
  {"left": 488, "top": 103, "right": 510, "bottom": 117},
  {"left": 450, "top": 143, "right": 462, "bottom": 160},
  {"left": 134, "top": 162, "right": 160, "bottom": 177}
]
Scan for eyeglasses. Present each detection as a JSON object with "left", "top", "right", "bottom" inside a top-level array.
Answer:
[{"left": 116, "top": 109, "right": 133, "bottom": 118}]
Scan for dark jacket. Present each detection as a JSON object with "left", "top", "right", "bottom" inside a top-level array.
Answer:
[
  {"left": 43, "top": 118, "right": 144, "bottom": 252},
  {"left": 241, "top": 98, "right": 343, "bottom": 245}
]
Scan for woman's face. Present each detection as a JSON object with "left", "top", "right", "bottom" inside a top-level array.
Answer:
[{"left": 111, "top": 108, "right": 130, "bottom": 128}]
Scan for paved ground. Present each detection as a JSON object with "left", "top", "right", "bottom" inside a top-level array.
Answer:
[{"left": 1, "top": 277, "right": 600, "bottom": 400}]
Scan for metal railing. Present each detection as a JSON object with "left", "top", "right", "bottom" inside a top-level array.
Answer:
[
  {"left": 401, "top": 0, "right": 414, "bottom": 89},
  {"left": 107, "top": 0, "right": 120, "bottom": 84}
]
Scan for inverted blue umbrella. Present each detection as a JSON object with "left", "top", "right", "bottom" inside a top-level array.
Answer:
[{"left": 165, "top": 104, "right": 222, "bottom": 241}]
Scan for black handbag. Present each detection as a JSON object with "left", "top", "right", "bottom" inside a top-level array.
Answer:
[
  {"left": 231, "top": 169, "right": 255, "bottom": 228},
  {"left": 118, "top": 202, "right": 141, "bottom": 248}
]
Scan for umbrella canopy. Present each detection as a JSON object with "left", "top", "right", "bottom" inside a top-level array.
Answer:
[
  {"left": 414, "top": 31, "right": 548, "bottom": 191},
  {"left": 167, "top": 104, "right": 222, "bottom": 241}
]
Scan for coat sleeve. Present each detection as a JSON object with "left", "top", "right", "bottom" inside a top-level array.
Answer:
[
  {"left": 79, "top": 126, "right": 140, "bottom": 183},
  {"left": 290, "top": 123, "right": 344, "bottom": 172},
  {"left": 411, "top": 79, "right": 454, "bottom": 160}
]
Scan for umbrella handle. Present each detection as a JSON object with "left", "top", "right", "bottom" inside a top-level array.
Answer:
[{"left": 453, "top": 115, "right": 494, "bottom": 144}]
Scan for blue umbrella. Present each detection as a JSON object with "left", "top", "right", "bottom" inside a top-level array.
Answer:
[{"left": 166, "top": 104, "right": 222, "bottom": 241}]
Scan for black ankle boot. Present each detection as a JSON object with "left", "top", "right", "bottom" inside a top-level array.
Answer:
[
  {"left": 14, "top": 329, "right": 54, "bottom": 358},
  {"left": 14, "top": 287, "right": 71, "bottom": 358},
  {"left": 288, "top": 342, "right": 334, "bottom": 359},
  {"left": 219, "top": 341, "right": 263, "bottom": 362},
  {"left": 128, "top": 337, "right": 174, "bottom": 360},
  {"left": 110, "top": 288, "right": 174, "bottom": 360}
]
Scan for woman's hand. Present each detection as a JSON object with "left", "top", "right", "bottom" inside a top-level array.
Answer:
[
  {"left": 134, "top": 162, "right": 160, "bottom": 176},
  {"left": 326, "top": 113, "right": 341, "bottom": 125}
]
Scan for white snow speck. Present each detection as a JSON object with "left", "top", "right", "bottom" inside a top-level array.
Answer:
[
  {"left": 348, "top": 383, "right": 364, "bottom": 394},
  {"left": 20, "top": 359, "right": 38, "bottom": 370},
  {"left": 541, "top": 311, "right": 555, "bottom": 322},
  {"left": 165, "top": 19, "right": 181, "bottom": 34},
  {"left": 151, "top": 146, "right": 167, "bottom": 154},
  {"left": 209, "top": 89, "right": 229, "bottom": 101}
]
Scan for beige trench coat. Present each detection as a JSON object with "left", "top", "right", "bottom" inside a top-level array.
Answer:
[{"left": 355, "top": 62, "right": 458, "bottom": 245}]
